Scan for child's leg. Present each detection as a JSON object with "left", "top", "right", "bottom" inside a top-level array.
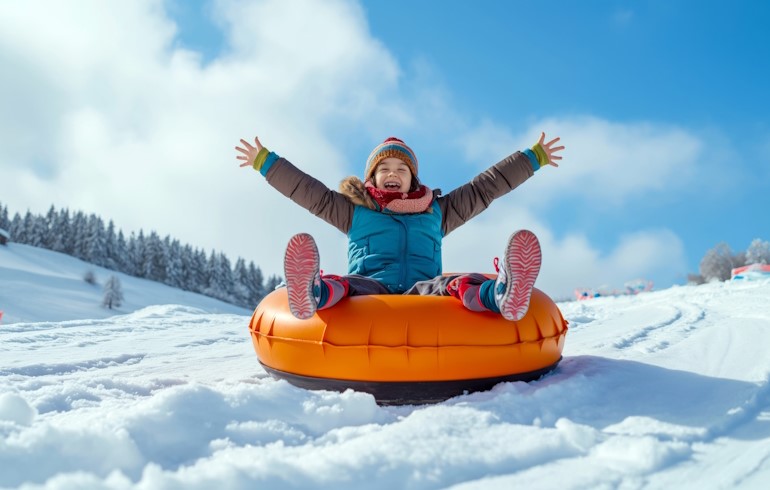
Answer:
[
  {"left": 445, "top": 273, "right": 495, "bottom": 312},
  {"left": 305, "top": 274, "right": 392, "bottom": 314},
  {"left": 314, "top": 274, "right": 349, "bottom": 311},
  {"left": 407, "top": 273, "right": 493, "bottom": 312},
  {"left": 284, "top": 234, "right": 388, "bottom": 319},
  {"left": 490, "top": 230, "right": 542, "bottom": 321}
]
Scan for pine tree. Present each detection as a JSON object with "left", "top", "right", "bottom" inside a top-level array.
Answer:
[
  {"left": 102, "top": 275, "right": 124, "bottom": 309},
  {"left": 0, "top": 204, "right": 9, "bottom": 243},
  {"left": 0, "top": 203, "right": 9, "bottom": 230},
  {"left": 165, "top": 238, "right": 185, "bottom": 289},
  {"left": 44, "top": 205, "right": 57, "bottom": 249},
  {"left": 115, "top": 230, "right": 128, "bottom": 273},
  {"left": 141, "top": 231, "right": 167, "bottom": 282},
  {"left": 10, "top": 213, "right": 23, "bottom": 242},
  {"left": 85, "top": 214, "right": 108, "bottom": 266},
  {"left": 232, "top": 258, "right": 252, "bottom": 307},
  {"left": 25, "top": 211, "right": 46, "bottom": 247},
  {"left": 265, "top": 274, "right": 284, "bottom": 292},
  {"left": 205, "top": 251, "right": 235, "bottom": 302},
  {"left": 50, "top": 208, "right": 71, "bottom": 253},
  {"left": 71, "top": 211, "right": 88, "bottom": 260},
  {"left": 189, "top": 247, "right": 209, "bottom": 293},
  {"left": 1, "top": 202, "right": 274, "bottom": 308},
  {"left": 128, "top": 230, "right": 146, "bottom": 277},
  {"left": 104, "top": 220, "right": 118, "bottom": 270},
  {"left": 247, "top": 261, "right": 266, "bottom": 304}
]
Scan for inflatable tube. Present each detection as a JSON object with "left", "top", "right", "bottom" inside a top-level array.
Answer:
[
  {"left": 248, "top": 287, "right": 568, "bottom": 405},
  {"left": 732, "top": 263, "right": 770, "bottom": 280}
]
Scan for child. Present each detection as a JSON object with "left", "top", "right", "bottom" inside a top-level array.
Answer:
[{"left": 236, "top": 133, "right": 564, "bottom": 321}]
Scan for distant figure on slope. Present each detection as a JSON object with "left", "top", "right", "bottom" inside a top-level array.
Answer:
[{"left": 235, "top": 133, "right": 564, "bottom": 321}]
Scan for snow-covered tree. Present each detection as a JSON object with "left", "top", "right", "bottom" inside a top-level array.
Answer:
[
  {"left": 71, "top": 211, "right": 88, "bottom": 260},
  {"left": 231, "top": 258, "right": 253, "bottom": 307},
  {"left": 188, "top": 247, "right": 209, "bottom": 293},
  {"left": 102, "top": 275, "right": 124, "bottom": 309},
  {"left": 746, "top": 238, "right": 770, "bottom": 265},
  {"left": 247, "top": 262, "right": 266, "bottom": 304},
  {"left": 84, "top": 270, "right": 97, "bottom": 285},
  {"left": 141, "top": 231, "right": 167, "bottom": 282},
  {"left": 22, "top": 211, "right": 46, "bottom": 247},
  {"left": 115, "top": 230, "right": 128, "bottom": 273},
  {"left": 165, "top": 238, "right": 185, "bottom": 289},
  {"left": 205, "top": 251, "right": 235, "bottom": 302},
  {"left": 50, "top": 208, "right": 71, "bottom": 253},
  {"left": 103, "top": 220, "right": 118, "bottom": 270},
  {"left": 9, "top": 213, "right": 23, "bottom": 243},
  {"left": 85, "top": 215, "right": 108, "bottom": 266},
  {"left": 126, "top": 230, "right": 146, "bottom": 277},
  {"left": 699, "top": 242, "right": 742, "bottom": 281},
  {"left": 265, "top": 274, "right": 284, "bottom": 292},
  {"left": 1, "top": 202, "right": 273, "bottom": 308},
  {"left": 0, "top": 203, "right": 9, "bottom": 230}
]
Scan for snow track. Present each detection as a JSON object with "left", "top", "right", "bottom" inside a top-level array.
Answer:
[{"left": 3, "top": 274, "right": 770, "bottom": 488}]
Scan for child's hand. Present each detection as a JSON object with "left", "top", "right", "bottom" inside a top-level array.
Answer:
[
  {"left": 537, "top": 132, "right": 565, "bottom": 167},
  {"left": 235, "top": 136, "right": 264, "bottom": 168}
]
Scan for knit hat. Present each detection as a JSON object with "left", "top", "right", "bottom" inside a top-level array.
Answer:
[{"left": 364, "top": 137, "right": 418, "bottom": 182}]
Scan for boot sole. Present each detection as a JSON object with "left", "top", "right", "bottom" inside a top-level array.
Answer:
[
  {"left": 284, "top": 233, "right": 320, "bottom": 320},
  {"left": 499, "top": 230, "right": 542, "bottom": 321}
]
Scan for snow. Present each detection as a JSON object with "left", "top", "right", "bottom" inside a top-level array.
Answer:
[{"left": 2, "top": 243, "right": 770, "bottom": 489}]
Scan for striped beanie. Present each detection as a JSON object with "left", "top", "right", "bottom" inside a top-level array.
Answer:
[{"left": 364, "top": 137, "right": 418, "bottom": 182}]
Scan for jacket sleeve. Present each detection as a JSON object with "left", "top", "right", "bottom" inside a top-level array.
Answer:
[
  {"left": 438, "top": 151, "right": 537, "bottom": 236},
  {"left": 262, "top": 157, "right": 355, "bottom": 234}
]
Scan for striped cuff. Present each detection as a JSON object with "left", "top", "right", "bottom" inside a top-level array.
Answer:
[
  {"left": 531, "top": 143, "right": 550, "bottom": 168},
  {"left": 259, "top": 152, "right": 280, "bottom": 176},
  {"left": 523, "top": 149, "right": 540, "bottom": 172},
  {"left": 252, "top": 148, "right": 270, "bottom": 171}
]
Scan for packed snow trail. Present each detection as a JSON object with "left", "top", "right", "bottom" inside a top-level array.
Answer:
[{"left": 2, "top": 281, "right": 770, "bottom": 489}]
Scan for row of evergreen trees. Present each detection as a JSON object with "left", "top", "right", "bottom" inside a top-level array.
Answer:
[{"left": 0, "top": 202, "right": 281, "bottom": 308}]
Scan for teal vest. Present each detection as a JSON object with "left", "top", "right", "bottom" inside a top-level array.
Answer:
[{"left": 347, "top": 201, "right": 443, "bottom": 293}]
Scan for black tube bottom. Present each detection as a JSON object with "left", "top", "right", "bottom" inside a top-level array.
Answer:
[{"left": 261, "top": 359, "right": 561, "bottom": 406}]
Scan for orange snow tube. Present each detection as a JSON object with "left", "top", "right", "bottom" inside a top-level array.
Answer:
[{"left": 248, "top": 287, "right": 568, "bottom": 405}]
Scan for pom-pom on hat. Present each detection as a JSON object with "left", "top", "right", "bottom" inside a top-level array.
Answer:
[{"left": 364, "top": 137, "right": 418, "bottom": 182}]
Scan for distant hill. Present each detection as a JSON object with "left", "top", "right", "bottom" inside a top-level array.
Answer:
[{"left": 0, "top": 242, "right": 250, "bottom": 324}]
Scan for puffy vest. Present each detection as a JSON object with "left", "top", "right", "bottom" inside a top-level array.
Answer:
[{"left": 347, "top": 201, "right": 443, "bottom": 293}]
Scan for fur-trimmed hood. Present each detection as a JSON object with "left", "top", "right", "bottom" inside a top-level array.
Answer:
[
  {"left": 339, "top": 176, "right": 441, "bottom": 211},
  {"left": 339, "top": 176, "right": 378, "bottom": 209}
]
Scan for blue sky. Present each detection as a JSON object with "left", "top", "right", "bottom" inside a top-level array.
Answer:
[
  {"left": 1, "top": 0, "right": 768, "bottom": 298},
  {"left": 168, "top": 0, "right": 770, "bottom": 264}
]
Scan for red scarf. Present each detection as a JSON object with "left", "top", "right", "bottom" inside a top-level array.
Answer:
[{"left": 365, "top": 180, "right": 434, "bottom": 214}]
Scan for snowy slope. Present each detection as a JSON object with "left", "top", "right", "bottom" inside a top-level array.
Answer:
[
  {"left": 2, "top": 244, "right": 770, "bottom": 489},
  {"left": 0, "top": 243, "right": 249, "bottom": 324}
]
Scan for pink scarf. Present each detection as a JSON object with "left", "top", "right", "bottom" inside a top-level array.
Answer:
[{"left": 365, "top": 180, "right": 434, "bottom": 214}]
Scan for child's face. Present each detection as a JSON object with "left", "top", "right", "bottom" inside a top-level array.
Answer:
[{"left": 374, "top": 157, "right": 412, "bottom": 193}]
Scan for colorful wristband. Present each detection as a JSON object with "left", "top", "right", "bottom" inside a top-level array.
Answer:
[
  {"left": 252, "top": 147, "right": 270, "bottom": 171},
  {"left": 531, "top": 143, "right": 550, "bottom": 168}
]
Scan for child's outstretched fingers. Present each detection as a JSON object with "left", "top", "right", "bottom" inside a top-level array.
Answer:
[
  {"left": 235, "top": 136, "right": 263, "bottom": 168},
  {"left": 541, "top": 133, "right": 565, "bottom": 167}
]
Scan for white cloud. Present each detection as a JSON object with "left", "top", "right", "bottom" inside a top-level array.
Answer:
[
  {"left": 461, "top": 116, "right": 704, "bottom": 206},
  {"left": 442, "top": 201, "right": 687, "bottom": 300},
  {"left": 0, "top": 0, "right": 693, "bottom": 296},
  {"left": 0, "top": 0, "right": 400, "bottom": 279}
]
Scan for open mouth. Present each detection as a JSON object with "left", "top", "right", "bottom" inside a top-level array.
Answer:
[{"left": 384, "top": 181, "right": 401, "bottom": 190}]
